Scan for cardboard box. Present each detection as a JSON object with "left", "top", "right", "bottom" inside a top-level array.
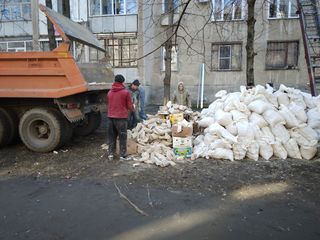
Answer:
[
  {"left": 173, "top": 147, "right": 192, "bottom": 158},
  {"left": 172, "top": 124, "right": 193, "bottom": 137},
  {"left": 172, "top": 136, "right": 192, "bottom": 148},
  {"left": 116, "top": 138, "right": 138, "bottom": 155},
  {"left": 169, "top": 113, "right": 184, "bottom": 124}
]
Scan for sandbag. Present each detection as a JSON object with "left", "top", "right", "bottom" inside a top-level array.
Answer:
[
  {"left": 198, "top": 117, "right": 215, "bottom": 128},
  {"left": 204, "top": 133, "right": 219, "bottom": 145},
  {"left": 288, "top": 102, "right": 308, "bottom": 123},
  {"left": 249, "top": 112, "right": 268, "bottom": 128},
  {"left": 194, "top": 135, "right": 204, "bottom": 146},
  {"left": 207, "top": 148, "right": 234, "bottom": 161},
  {"left": 208, "top": 123, "right": 238, "bottom": 143},
  {"left": 246, "top": 141, "right": 259, "bottom": 161},
  {"left": 236, "top": 121, "right": 255, "bottom": 143},
  {"left": 248, "top": 99, "right": 272, "bottom": 114},
  {"left": 290, "top": 129, "right": 317, "bottom": 147},
  {"left": 283, "top": 138, "right": 302, "bottom": 159},
  {"left": 231, "top": 110, "right": 248, "bottom": 122},
  {"left": 274, "top": 90, "right": 290, "bottom": 106},
  {"left": 261, "top": 126, "right": 275, "bottom": 143},
  {"left": 297, "top": 126, "right": 318, "bottom": 142},
  {"left": 233, "top": 142, "right": 247, "bottom": 160},
  {"left": 226, "top": 123, "right": 238, "bottom": 136},
  {"left": 215, "top": 109, "right": 233, "bottom": 127},
  {"left": 272, "top": 140, "right": 287, "bottom": 159},
  {"left": 271, "top": 124, "right": 290, "bottom": 144},
  {"left": 258, "top": 140, "right": 273, "bottom": 160},
  {"left": 263, "top": 109, "right": 286, "bottom": 126},
  {"left": 215, "top": 90, "right": 228, "bottom": 98},
  {"left": 300, "top": 144, "right": 317, "bottom": 160},
  {"left": 279, "top": 104, "right": 300, "bottom": 128},
  {"left": 307, "top": 108, "right": 320, "bottom": 129},
  {"left": 210, "top": 139, "right": 232, "bottom": 149}
]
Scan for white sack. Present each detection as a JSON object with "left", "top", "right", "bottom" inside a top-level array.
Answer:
[
  {"left": 215, "top": 109, "right": 233, "bottom": 127},
  {"left": 274, "top": 90, "right": 290, "bottom": 106},
  {"left": 249, "top": 112, "right": 268, "bottom": 128},
  {"left": 210, "top": 139, "right": 232, "bottom": 149},
  {"left": 300, "top": 144, "right": 318, "bottom": 160},
  {"left": 248, "top": 99, "right": 272, "bottom": 114},
  {"left": 194, "top": 135, "right": 204, "bottom": 146},
  {"left": 198, "top": 117, "right": 215, "bottom": 128},
  {"left": 207, "top": 148, "right": 234, "bottom": 161},
  {"left": 283, "top": 138, "right": 302, "bottom": 159},
  {"left": 279, "top": 104, "right": 300, "bottom": 128},
  {"left": 261, "top": 126, "right": 275, "bottom": 143},
  {"left": 272, "top": 140, "right": 287, "bottom": 159},
  {"left": 204, "top": 133, "right": 219, "bottom": 145},
  {"left": 226, "top": 123, "right": 238, "bottom": 136},
  {"left": 258, "top": 140, "right": 273, "bottom": 160},
  {"left": 231, "top": 110, "right": 248, "bottom": 122},
  {"left": 307, "top": 108, "right": 320, "bottom": 129},
  {"left": 288, "top": 102, "right": 308, "bottom": 123},
  {"left": 246, "top": 141, "right": 260, "bottom": 161},
  {"left": 297, "top": 126, "right": 318, "bottom": 142},
  {"left": 271, "top": 124, "right": 290, "bottom": 143},
  {"left": 233, "top": 142, "right": 247, "bottom": 160},
  {"left": 290, "top": 130, "right": 317, "bottom": 147},
  {"left": 263, "top": 109, "right": 286, "bottom": 126},
  {"left": 215, "top": 90, "right": 228, "bottom": 98},
  {"left": 208, "top": 123, "right": 238, "bottom": 143}
]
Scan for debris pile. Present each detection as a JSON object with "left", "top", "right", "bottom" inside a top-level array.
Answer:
[
  {"left": 127, "top": 102, "right": 199, "bottom": 167},
  {"left": 194, "top": 84, "right": 320, "bottom": 161}
]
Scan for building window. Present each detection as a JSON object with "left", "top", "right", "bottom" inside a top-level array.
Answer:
[
  {"left": 89, "top": 0, "right": 137, "bottom": 16},
  {"left": 268, "top": 0, "right": 298, "bottom": 19},
  {"left": 212, "top": 0, "right": 245, "bottom": 21},
  {"left": 0, "top": 40, "right": 32, "bottom": 52},
  {"left": 89, "top": 35, "right": 138, "bottom": 67},
  {"left": 163, "top": 0, "right": 179, "bottom": 14},
  {"left": 211, "top": 43, "right": 242, "bottom": 71},
  {"left": 266, "top": 41, "right": 299, "bottom": 70},
  {"left": 161, "top": 46, "right": 178, "bottom": 72},
  {"left": 0, "top": 0, "right": 31, "bottom": 21}
]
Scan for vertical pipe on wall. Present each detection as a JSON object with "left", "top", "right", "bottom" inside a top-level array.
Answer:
[{"left": 200, "top": 63, "right": 205, "bottom": 109}]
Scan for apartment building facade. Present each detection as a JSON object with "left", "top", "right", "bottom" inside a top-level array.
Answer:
[{"left": 0, "top": 0, "right": 311, "bottom": 104}]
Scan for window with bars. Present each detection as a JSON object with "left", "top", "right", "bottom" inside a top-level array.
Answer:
[
  {"left": 90, "top": 0, "right": 137, "bottom": 16},
  {"left": 266, "top": 41, "right": 299, "bottom": 69},
  {"left": 0, "top": 0, "right": 31, "bottom": 21},
  {"left": 268, "top": 0, "right": 298, "bottom": 19},
  {"left": 212, "top": 0, "right": 245, "bottom": 21},
  {"left": 89, "top": 36, "right": 138, "bottom": 67},
  {"left": 211, "top": 43, "right": 242, "bottom": 71}
]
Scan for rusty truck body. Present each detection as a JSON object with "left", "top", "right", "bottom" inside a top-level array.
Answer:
[{"left": 0, "top": 5, "right": 113, "bottom": 152}]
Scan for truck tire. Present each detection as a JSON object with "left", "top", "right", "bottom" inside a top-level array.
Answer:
[
  {"left": 0, "top": 107, "right": 19, "bottom": 145},
  {"left": 50, "top": 108, "right": 73, "bottom": 146},
  {"left": 19, "top": 108, "right": 64, "bottom": 152},
  {"left": 0, "top": 110, "right": 11, "bottom": 147},
  {"left": 74, "top": 111, "right": 101, "bottom": 136}
]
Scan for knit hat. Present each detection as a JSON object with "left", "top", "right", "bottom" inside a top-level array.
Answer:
[
  {"left": 132, "top": 79, "right": 140, "bottom": 86},
  {"left": 115, "top": 74, "right": 125, "bottom": 83}
]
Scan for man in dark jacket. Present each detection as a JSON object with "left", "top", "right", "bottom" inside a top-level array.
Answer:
[{"left": 107, "top": 74, "right": 134, "bottom": 161}]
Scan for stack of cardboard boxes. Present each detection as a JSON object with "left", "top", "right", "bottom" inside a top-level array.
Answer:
[{"left": 171, "top": 114, "right": 193, "bottom": 157}]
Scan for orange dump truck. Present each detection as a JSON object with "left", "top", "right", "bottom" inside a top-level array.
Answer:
[{"left": 0, "top": 5, "right": 113, "bottom": 152}]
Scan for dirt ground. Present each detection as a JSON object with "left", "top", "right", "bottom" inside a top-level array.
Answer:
[{"left": 0, "top": 112, "right": 320, "bottom": 240}]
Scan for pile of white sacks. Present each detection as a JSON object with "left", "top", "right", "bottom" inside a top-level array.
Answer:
[{"left": 194, "top": 84, "right": 320, "bottom": 161}]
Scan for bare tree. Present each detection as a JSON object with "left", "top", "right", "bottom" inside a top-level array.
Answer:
[
  {"left": 246, "top": 0, "right": 256, "bottom": 86},
  {"left": 45, "top": 0, "right": 56, "bottom": 50}
]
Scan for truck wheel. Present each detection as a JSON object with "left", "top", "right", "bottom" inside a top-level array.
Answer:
[
  {"left": 0, "top": 110, "right": 11, "bottom": 147},
  {"left": 19, "top": 108, "right": 64, "bottom": 152},
  {"left": 74, "top": 112, "right": 101, "bottom": 136},
  {"left": 50, "top": 108, "right": 73, "bottom": 146},
  {"left": 0, "top": 108, "right": 19, "bottom": 145}
]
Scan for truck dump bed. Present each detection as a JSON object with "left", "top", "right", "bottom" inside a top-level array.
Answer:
[{"left": 0, "top": 5, "right": 113, "bottom": 98}]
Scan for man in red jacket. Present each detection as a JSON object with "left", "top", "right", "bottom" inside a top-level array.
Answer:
[{"left": 107, "top": 74, "right": 134, "bottom": 161}]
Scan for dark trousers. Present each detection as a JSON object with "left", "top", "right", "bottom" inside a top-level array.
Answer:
[{"left": 107, "top": 118, "right": 128, "bottom": 157}]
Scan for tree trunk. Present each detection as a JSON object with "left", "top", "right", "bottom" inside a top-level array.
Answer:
[
  {"left": 163, "top": 0, "right": 174, "bottom": 104},
  {"left": 246, "top": 0, "right": 256, "bottom": 86},
  {"left": 46, "top": 0, "right": 56, "bottom": 50}
]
